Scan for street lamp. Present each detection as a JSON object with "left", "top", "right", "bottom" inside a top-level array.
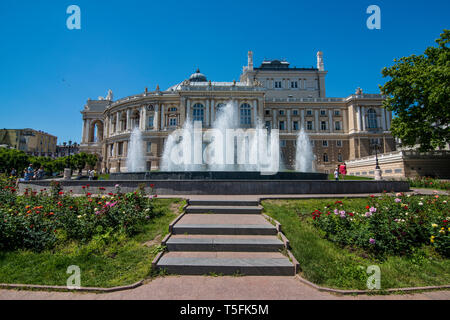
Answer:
[
  {"left": 372, "top": 140, "right": 383, "bottom": 180},
  {"left": 62, "top": 140, "right": 76, "bottom": 180}
]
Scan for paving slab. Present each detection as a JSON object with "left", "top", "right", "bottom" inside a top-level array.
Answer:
[{"left": 1, "top": 276, "right": 449, "bottom": 300}]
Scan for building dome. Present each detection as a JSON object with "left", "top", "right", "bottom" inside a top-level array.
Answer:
[{"left": 189, "top": 68, "right": 207, "bottom": 82}]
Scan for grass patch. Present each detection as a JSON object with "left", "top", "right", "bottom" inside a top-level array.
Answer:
[
  {"left": 262, "top": 198, "right": 450, "bottom": 290},
  {"left": 0, "top": 198, "right": 182, "bottom": 288}
]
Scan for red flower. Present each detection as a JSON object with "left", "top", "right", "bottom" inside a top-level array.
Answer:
[
  {"left": 150, "top": 184, "right": 155, "bottom": 188},
  {"left": 366, "top": 205, "right": 370, "bottom": 209},
  {"left": 370, "top": 195, "right": 374, "bottom": 198},
  {"left": 59, "top": 191, "right": 64, "bottom": 195},
  {"left": 86, "top": 193, "right": 92, "bottom": 196},
  {"left": 82, "top": 186, "right": 86, "bottom": 189}
]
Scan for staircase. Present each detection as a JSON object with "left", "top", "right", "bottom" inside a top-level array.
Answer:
[{"left": 155, "top": 198, "right": 295, "bottom": 276}]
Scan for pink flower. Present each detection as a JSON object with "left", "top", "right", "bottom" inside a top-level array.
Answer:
[
  {"left": 369, "top": 238, "right": 376, "bottom": 244},
  {"left": 395, "top": 198, "right": 401, "bottom": 203}
]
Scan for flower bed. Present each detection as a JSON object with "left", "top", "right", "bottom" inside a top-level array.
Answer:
[
  {"left": 311, "top": 193, "right": 449, "bottom": 258},
  {"left": 407, "top": 176, "right": 450, "bottom": 191},
  {"left": 0, "top": 176, "right": 159, "bottom": 252}
]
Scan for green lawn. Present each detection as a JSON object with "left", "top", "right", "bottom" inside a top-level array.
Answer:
[
  {"left": 0, "top": 198, "right": 184, "bottom": 288},
  {"left": 262, "top": 198, "right": 450, "bottom": 290},
  {"left": 328, "top": 174, "right": 373, "bottom": 181}
]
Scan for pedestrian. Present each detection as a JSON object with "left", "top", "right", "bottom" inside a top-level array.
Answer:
[
  {"left": 334, "top": 167, "right": 339, "bottom": 181},
  {"left": 36, "top": 167, "right": 45, "bottom": 180},
  {"left": 10, "top": 168, "right": 17, "bottom": 177},
  {"left": 88, "top": 169, "right": 95, "bottom": 181},
  {"left": 339, "top": 162, "right": 347, "bottom": 178},
  {"left": 26, "top": 164, "right": 34, "bottom": 181}
]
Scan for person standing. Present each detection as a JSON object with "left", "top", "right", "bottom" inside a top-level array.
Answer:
[
  {"left": 26, "top": 164, "right": 34, "bottom": 181},
  {"left": 334, "top": 167, "right": 340, "bottom": 181},
  {"left": 10, "top": 168, "right": 17, "bottom": 177}
]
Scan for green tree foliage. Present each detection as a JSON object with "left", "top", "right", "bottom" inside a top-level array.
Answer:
[
  {"left": 380, "top": 30, "right": 450, "bottom": 151},
  {"left": 0, "top": 147, "right": 98, "bottom": 176},
  {"left": 0, "top": 148, "right": 29, "bottom": 173}
]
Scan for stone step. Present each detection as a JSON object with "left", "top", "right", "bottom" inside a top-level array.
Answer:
[
  {"left": 185, "top": 205, "right": 263, "bottom": 214},
  {"left": 188, "top": 199, "right": 260, "bottom": 207},
  {"left": 173, "top": 214, "right": 277, "bottom": 235},
  {"left": 165, "top": 235, "right": 284, "bottom": 252},
  {"left": 156, "top": 252, "right": 295, "bottom": 276},
  {"left": 173, "top": 224, "right": 277, "bottom": 235}
]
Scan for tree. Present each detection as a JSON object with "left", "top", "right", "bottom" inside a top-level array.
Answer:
[
  {"left": 0, "top": 147, "right": 29, "bottom": 174},
  {"left": 380, "top": 30, "right": 450, "bottom": 151}
]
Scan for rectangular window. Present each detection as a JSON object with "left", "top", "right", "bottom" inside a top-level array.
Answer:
[
  {"left": 148, "top": 116, "right": 154, "bottom": 128},
  {"left": 265, "top": 110, "right": 270, "bottom": 116},
  {"left": 279, "top": 121, "right": 285, "bottom": 131},
  {"left": 306, "top": 110, "right": 312, "bottom": 116},
  {"left": 169, "top": 118, "right": 177, "bottom": 126},
  {"left": 146, "top": 161, "right": 152, "bottom": 171},
  {"left": 335, "top": 121, "right": 341, "bottom": 131},
  {"left": 274, "top": 81, "right": 282, "bottom": 88},
  {"left": 337, "top": 153, "right": 343, "bottom": 162},
  {"left": 146, "top": 142, "right": 152, "bottom": 154},
  {"left": 321, "top": 121, "right": 327, "bottom": 130},
  {"left": 279, "top": 110, "right": 285, "bottom": 115},
  {"left": 118, "top": 142, "right": 123, "bottom": 156},
  {"left": 307, "top": 121, "right": 313, "bottom": 130},
  {"left": 292, "top": 110, "right": 298, "bottom": 115},
  {"left": 334, "top": 110, "right": 340, "bottom": 116},
  {"left": 336, "top": 140, "right": 342, "bottom": 147},
  {"left": 293, "top": 121, "right": 299, "bottom": 131},
  {"left": 320, "top": 110, "right": 326, "bottom": 116},
  {"left": 290, "top": 81, "right": 298, "bottom": 88},
  {"left": 265, "top": 121, "right": 271, "bottom": 129},
  {"left": 322, "top": 140, "right": 328, "bottom": 147}
]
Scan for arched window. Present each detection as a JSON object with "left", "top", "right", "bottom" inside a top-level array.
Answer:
[
  {"left": 240, "top": 103, "right": 252, "bottom": 126},
  {"left": 367, "top": 109, "right": 377, "bottom": 129},
  {"left": 323, "top": 153, "right": 329, "bottom": 162},
  {"left": 192, "top": 103, "right": 204, "bottom": 124}
]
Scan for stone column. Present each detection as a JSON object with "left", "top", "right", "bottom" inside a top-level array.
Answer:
[
  {"left": 314, "top": 110, "right": 319, "bottom": 132},
  {"left": 387, "top": 111, "right": 391, "bottom": 130},
  {"left": 126, "top": 109, "right": 131, "bottom": 131},
  {"left": 356, "top": 106, "right": 361, "bottom": 131},
  {"left": 253, "top": 100, "right": 258, "bottom": 126},
  {"left": 155, "top": 104, "right": 160, "bottom": 131},
  {"left": 211, "top": 99, "right": 215, "bottom": 123},
  {"left": 116, "top": 112, "right": 120, "bottom": 133},
  {"left": 160, "top": 104, "right": 165, "bottom": 130},
  {"left": 186, "top": 99, "right": 191, "bottom": 121},
  {"left": 287, "top": 109, "right": 291, "bottom": 132},
  {"left": 300, "top": 109, "right": 305, "bottom": 129},
  {"left": 141, "top": 106, "right": 147, "bottom": 130},
  {"left": 361, "top": 107, "right": 366, "bottom": 131},
  {"left": 273, "top": 109, "right": 277, "bottom": 128},
  {"left": 82, "top": 119, "right": 87, "bottom": 143},
  {"left": 381, "top": 108, "right": 386, "bottom": 131},
  {"left": 328, "top": 109, "right": 333, "bottom": 133},
  {"left": 206, "top": 100, "right": 210, "bottom": 127}
]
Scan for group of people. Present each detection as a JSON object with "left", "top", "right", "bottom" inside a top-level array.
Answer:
[
  {"left": 12, "top": 164, "right": 45, "bottom": 182},
  {"left": 333, "top": 163, "right": 347, "bottom": 181}
]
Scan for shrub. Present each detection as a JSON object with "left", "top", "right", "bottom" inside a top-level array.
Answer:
[{"left": 311, "top": 193, "right": 449, "bottom": 258}]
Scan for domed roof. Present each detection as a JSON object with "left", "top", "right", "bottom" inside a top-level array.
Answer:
[{"left": 189, "top": 68, "right": 207, "bottom": 82}]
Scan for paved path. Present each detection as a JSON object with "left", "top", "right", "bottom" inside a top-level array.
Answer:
[{"left": 0, "top": 276, "right": 449, "bottom": 300}]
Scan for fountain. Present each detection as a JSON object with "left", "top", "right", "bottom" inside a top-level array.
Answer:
[
  {"left": 126, "top": 127, "right": 146, "bottom": 172},
  {"left": 295, "top": 127, "right": 315, "bottom": 172}
]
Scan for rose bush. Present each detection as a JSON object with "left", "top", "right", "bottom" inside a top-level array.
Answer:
[
  {"left": 0, "top": 176, "right": 159, "bottom": 252},
  {"left": 311, "top": 193, "right": 449, "bottom": 257}
]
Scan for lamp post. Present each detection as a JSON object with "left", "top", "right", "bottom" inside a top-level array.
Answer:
[
  {"left": 63, "top": 140, "right": 76, "bottom": 180},
  {"left": 373, "top": 140, "right": 383, "bottom": 180}
]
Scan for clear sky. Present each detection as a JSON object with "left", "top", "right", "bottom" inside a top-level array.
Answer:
[{"left": 0, "top": 0, "right": 448, "bottom": 144}]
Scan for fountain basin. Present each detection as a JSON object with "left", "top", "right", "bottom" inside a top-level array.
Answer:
[{"left": 109, "top": 171, "right": 328, "bottom": 181}]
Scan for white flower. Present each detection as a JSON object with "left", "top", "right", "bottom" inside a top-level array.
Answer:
[
  {"left": 418, "top": 202, "right": 423, "bottom": 206},
  {"left": 77, "top": 215, "right": 82, "bottom": 219}
]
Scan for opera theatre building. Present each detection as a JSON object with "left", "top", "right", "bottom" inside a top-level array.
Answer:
[{"left": 80, "top": 51, "right": 397, "bottom": 175}]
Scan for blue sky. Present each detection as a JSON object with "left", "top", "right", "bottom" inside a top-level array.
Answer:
[{"left": 0, "top": 0, "right": 448, "bottom": 144}]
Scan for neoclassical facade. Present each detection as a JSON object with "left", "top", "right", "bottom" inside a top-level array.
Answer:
[{"left": 80, "top": 51, "right": 396, "bottom": 174}]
